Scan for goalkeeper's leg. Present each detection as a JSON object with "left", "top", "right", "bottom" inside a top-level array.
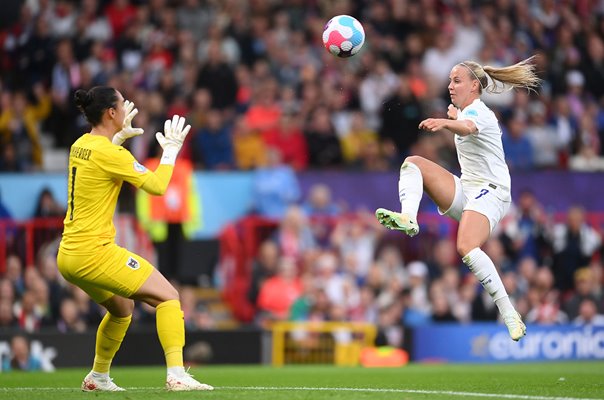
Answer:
[
  {"left": 134, "top": 269, "right": 213, "bottom": 391},
  {"left": 83, "top": 296, "right": 133, "bottom": 392}
]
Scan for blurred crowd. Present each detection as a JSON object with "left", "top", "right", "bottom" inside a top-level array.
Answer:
[
  {"left": 247, "top": 186, "right": 604, "bottom": 347},
  {"left": 2, "top": 0, "right": 604, "bottom": 348},
  {"left": 1, "top": 0, "right": 604, "bottom": 172},
  {"left": 2, "top": 183, "right": 602, "bottom": 342}
]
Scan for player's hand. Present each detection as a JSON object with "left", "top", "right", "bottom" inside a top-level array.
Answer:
[
  {"left": 447, "top": 104, "right": 458, "bottom": 120},
  {"left": 419, "top": 118, "right": 448, "bottom": 132},
  {"left": 112, "top": 100, "right": 144, "bottom": 145},
  {"left": 155, "top": 114, "right": 191, "bottom": 164}
]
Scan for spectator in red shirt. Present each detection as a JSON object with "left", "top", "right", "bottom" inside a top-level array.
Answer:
[
  {"left": 262, "top": 113, "right": 308, "bottom": 171},
  {"left": 256, "top": 257, "right": 302, "bottom": 323},
  {"left": 104, "top": 0, "right": 137, "bottom": 37}
]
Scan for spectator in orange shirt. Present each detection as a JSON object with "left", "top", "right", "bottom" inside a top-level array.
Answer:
[{"left": 256, "top": 257, "right": 302, "bottom": 323}]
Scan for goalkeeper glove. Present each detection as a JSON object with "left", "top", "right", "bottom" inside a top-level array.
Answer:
[
  {"left": 112, "top": 100, "right": 144, "bottom": 145},
  {"left": 155, "top": 114, "right": 191, "bottom": 165}
]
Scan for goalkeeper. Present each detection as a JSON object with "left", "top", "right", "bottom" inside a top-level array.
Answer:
[{"left": 56, "top": 86, "right": 213, "bottom": 392}]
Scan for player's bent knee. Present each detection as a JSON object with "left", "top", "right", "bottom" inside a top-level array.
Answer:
[
  {"left": 456, "top": 241, "right": 476, "bottom": 258},
  {"left": 166, "top": 285, "right": 180, "bottom": 302},
  {"left": 103, "top": 297, "right": 135, "bottom": 317}
]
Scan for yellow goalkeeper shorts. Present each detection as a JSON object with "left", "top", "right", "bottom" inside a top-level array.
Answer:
[{"left": 57, "top": 243, "right": 154, "bottom": 304}]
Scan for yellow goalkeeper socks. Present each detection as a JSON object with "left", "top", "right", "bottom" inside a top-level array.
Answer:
[
  {"left": 156, "top": 299, "right": 185, "bottom": 368},
  {"left": 93, "top": 313, "right": 132, "bottom": 374}
]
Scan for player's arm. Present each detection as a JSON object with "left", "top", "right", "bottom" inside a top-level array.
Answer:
[
  {"left": 140, "top": 114, "right": 192, "bottom": 195},
  {"left": 419, "top": 118, "right": 477, "bottom": 136},
  {"left": 140, "top": 164, "right": 174, "bottom": 195}
]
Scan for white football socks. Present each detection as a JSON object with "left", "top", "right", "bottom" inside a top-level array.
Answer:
[
  {"left": 398, "top": 162, "right": 423, "bottom": 220},
  {"left": 91, "top": 371, "right": 109, "bottom": 380},
  {"left": 167, "top": 366, "right": 186, "bottom": 378},
  {"left": 462, "top": 247, "right": 515, "bottom": 317}
]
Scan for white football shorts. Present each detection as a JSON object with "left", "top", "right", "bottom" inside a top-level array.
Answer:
[{"left": 438, "top": 175, "right": 511, "bottom": 232}]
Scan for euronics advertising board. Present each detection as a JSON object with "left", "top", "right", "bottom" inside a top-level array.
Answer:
[{"left": 414, "top": 324, "right": 604, "bottom": 362}]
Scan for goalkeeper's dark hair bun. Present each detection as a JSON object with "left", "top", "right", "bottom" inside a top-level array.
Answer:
[
  {"left": 74, "top": 86, "right": 118, "bottom": 126},
  {"left": 74, "top": 89, "right": 92, "bottom": 108}
]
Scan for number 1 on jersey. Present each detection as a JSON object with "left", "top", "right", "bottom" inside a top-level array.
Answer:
[{"left": 69, "top": 166, "right": 77, "bottom": 220}]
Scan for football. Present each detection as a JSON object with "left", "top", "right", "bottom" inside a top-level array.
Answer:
[{"left": 322, "top": 15, "right": 365, "bottom": 58}]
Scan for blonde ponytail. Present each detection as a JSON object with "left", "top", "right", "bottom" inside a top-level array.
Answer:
[{"left": 459, "top": 56, "right": 542, "bottom": 94}]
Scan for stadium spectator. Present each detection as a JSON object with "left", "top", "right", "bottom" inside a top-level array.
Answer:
[
  {"left": 48, "top": 39, "right": 81, "bottom": 148},
  {"left": 262, "top": 112, "right": 308, "bottom": 171},
  {"left": 5, "top": 255, "right": 25, "bottom": 298},
  {"left": 562, "top": 267, "right": 603, "bottom": 320},
  {"left": 1, "top": 334, "right": 42, "bottom": 372},
  {"left": 256, "top": 257, "right": 302, "bottom": 323},
  {"left": 305, "top": 108, "right": 343, "bottom": 169},
  {"left": 524, "top": 101, "right": 561, "bottom": 169},
  {"left": 247, "top": 240, "right": 280, "bottom": 307},
  {"left": 502, "top": 113, "right": 534, "bottom": 171},
  {"left": 331, "top": 212, "right": 382, "bottom": 280},
  {"left": 302, "top": 184, "right": 340, "bottom": 218},
  {"left": 14, "top": 290, "right": 43, "bottom": 332},
  {"left": 192, "top": 109, "right": 234, "bottom": 170},
  {"left": 0, "top": 85, "right": 50, "bottom": 171},
  {"left": 196, "top": 41, "right": 238, "bottom": 111},
  {"left": 33, "top": 187, "right": 65, "bottom": 218},
  {"left": 379, "top": 77, "right": 423, "bottom": 160},
  {"left": 313, "top": 251, "right": 358, "bottom": 310},
  {"left": 551, "top": 206, "right": 602, "bottom": 293},
  {"left": 429, "top": 282, "right": 458, "bottom": 323},
  {"left": 0, "top": 298, "right": 17, "bottom": 330},
  {"left": 56, "top": 297, "right": 87, "bottom": 333},
  {"left": 425, "top": 238, "right": 459, "bottom": 280},
  {"left": 0, "top": 190, "right": 16, "bottom": 253},
  {"left": 572, "top": 298, "right": 604, "bottom": 326},
  {"left": 70, "top": 285, "right": 103, "bottom": 327},
  {"left": 0, "top": 279, "right": 16, "bottom": 305},
  {"left": 340, "top": 111, "right": 380, "bottom": 166},
  {"left": 271, "top": 206, "right": 316, "bottom": 263},
  {"left": 526, "top": 267, "right": 569, "bottom": 325},
  {"left": 251, "top": 150, "right": 301, "bottom": 219},
  {"left": 104, "top": 0, "right": 137, "bottom": 38},
  {"left": 232, "top": 117, "right": 267, "bottom": 170},
  {"left": 500, "top": 190, "right": 550, "bottom": 265},
  {"left": 403, "top": 261, "right": 431, "bottom": 325}
]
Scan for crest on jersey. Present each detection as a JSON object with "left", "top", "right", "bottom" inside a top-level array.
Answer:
[
  {"left": 465, "top": 109, "right": 478, "bottom": 117},
  {"left": 126, "top": 257, "right": 140, "bottom": 270},
  {"left": 133, "top": 161, "right": 147, "bottom": 173}
]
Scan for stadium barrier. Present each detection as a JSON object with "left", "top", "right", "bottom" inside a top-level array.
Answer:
[
  {"left": 0, "top": 329, "right": 263, "bottom": 370},
  {"left": 271, "top": 321, "right": 377, "bottom": 366},
  {"left": 413, "top": 324, "right": 604, "bottom": 363},
  {"left": 0, "top": 215, "right": 155, "bottom": 273}
]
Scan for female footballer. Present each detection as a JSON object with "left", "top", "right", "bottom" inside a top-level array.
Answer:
[
  {"left": 376, "top": 57, "right": 541, "bottom": 341},
  {"left": 57, "top": 86, "right": 213, "bottom": 391}
]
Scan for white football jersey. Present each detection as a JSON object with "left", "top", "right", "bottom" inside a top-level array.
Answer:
[{"left": 455, "top": 98, "right": 511, "bottom": 200}]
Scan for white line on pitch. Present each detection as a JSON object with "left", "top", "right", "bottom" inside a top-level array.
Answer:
[{"left": 1, "top": 385, "right": 602, "bottom": 400}]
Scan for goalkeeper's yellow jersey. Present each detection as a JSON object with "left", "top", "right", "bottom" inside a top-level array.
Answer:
[{"left": 60, "top": 133, "right": 152, "bottom": 253}]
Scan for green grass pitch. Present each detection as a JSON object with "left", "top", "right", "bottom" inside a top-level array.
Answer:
[{"left": 1, "top": 362, "right": 603, "bottom": 400}]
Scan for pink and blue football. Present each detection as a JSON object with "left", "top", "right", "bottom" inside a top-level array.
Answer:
[{"left": 322, "top": 15, "right": 365, "bottom": 58}]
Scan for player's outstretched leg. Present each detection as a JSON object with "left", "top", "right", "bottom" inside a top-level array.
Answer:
[
  {"left": 375, "top": 208, "right": 420, "bottom": 237},
  {"left": 81, "top": 371, "right": 125, "bottom": 391}
]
